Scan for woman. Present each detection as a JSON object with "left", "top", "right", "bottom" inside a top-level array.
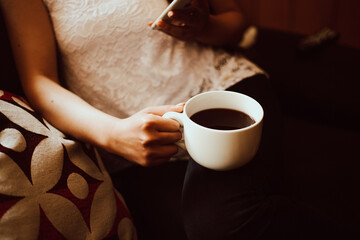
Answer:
[
  {"left": 1, "top": 0, "right": 340, "bottom": 239},
  {"left": 0, "top": 0, "right": 260, "bottom": 167}
]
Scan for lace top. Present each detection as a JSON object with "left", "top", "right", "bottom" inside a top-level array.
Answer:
[{"left": 43, "top": 0, "right": 263, "bottom": 119}]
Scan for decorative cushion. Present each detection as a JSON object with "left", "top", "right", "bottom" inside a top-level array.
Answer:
[{"left": 0, "top": 90, "right": 137, "bottom": 239}]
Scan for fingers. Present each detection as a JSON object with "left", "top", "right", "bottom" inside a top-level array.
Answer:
[
  {"left": 155, "top": 117, "right": 182, "bottom": 132},
  {"left": 168, "top": 8, "right": 195, "bottom": 25},
  {"left": 147, "top": 131, "right": 182, "bottom": 145},
  {"left": 121, "top": 104, "right": 186, "bottom": 167},
  {"left": 157, "top": 20, "right": 190, "bottom": 40},
  {"left": 168, "top": 1, "right": 209, "bottom": 26},
  {"left": 157, "top": 6, "right": 208, "bottom": 41},
  {"left": 137, "top": 130, "right": 181, "bottom": 166},
  {"left": 137, "top": 117, "right": 183, "bottom": 166},
  {"left": 149, "top": 0, "right": 209, "bottom": 42}
]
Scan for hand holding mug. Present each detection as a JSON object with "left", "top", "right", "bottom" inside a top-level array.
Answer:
[{"left": 105, "top": 105, "right": 184, "bottom": 167}]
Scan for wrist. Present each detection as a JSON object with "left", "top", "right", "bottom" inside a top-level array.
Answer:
[{"left": 89, "top": 113, "right": 120, "bottom": 151}]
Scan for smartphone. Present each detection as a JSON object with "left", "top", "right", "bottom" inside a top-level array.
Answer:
[{"left": 151, "top": 0, "right": 192, "bottom": 30}]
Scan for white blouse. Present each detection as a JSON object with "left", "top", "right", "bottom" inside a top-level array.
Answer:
[{"left": 42, "top": 0, "right": 263, "bottom": 119}]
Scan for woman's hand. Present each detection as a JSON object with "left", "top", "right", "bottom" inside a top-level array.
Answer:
[
  {"left": 149, "top": 0, "right": 247, "bottom": 47},
  {"left": 151, "top": 0, "right": 210, "bottom": 42},
  {"left": 103, "top": 104, "right": 185, "bottom": 167}
]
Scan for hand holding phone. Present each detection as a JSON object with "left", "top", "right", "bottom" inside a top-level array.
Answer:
[{"left": 151, "top": 0, "right": 192, "bottom": 30}]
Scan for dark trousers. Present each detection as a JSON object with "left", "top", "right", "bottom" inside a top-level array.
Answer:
[
  {"left": 182, "top": 75, "right": 348, "bottom": 240},
  {"left": 112, "top": 74, "right": 344, "bottom": 240}
]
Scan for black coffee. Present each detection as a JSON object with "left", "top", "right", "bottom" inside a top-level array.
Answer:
[{"left": 190, "top": 108, "right": 255, "bottom": 130}]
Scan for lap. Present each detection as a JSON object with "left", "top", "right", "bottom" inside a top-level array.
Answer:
[
  {"left": 182, "top": 158, "right": 344, "bottom": 240},
  {"left": 182, "top": 74, "right": 344, "bottom": 239}
]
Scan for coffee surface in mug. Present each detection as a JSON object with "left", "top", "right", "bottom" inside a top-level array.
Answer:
[{"left": 190, "top": 108, "right": 255, "bottom": 130}]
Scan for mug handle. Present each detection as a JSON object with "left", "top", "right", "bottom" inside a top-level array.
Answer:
[{"left": 163, "top": 111, "right": 186, "bottom": 150}]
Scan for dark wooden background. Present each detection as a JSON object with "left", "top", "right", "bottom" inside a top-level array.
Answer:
[{"left": 237, "top": 0, "right": 360, "bottom": 48}]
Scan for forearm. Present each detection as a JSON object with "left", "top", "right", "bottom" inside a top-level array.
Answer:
[
  {"left": 22, "top": 74, "right": 184, "bottom": 167},
  {"left": 197, "top": 11, "right": 247, "bottom": 47},
  {"left": 23, "top": 75, "right": 115, "bottom": 149}
]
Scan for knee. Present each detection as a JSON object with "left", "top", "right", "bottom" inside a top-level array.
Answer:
[{"left": 182, "top": 160, "right": 273, "bottom": 240}]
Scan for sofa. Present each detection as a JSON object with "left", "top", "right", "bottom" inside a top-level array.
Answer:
[{"left": 1, "top": 10, "right": 359, "bottom": 239}]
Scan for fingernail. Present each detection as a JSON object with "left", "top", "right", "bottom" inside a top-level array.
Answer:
[
  {"left": 168, "top": 11, "right": 174, "bottom": 18},
  {"left": 157, "top": 20, "right": 165, "bottom": 28}
]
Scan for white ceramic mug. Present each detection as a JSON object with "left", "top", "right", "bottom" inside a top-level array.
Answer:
[{"left": 163, "top": 91, "right": 264, "bottom": 171}]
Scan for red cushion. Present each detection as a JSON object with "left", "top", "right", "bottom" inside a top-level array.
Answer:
[{"left": 0, "top": 90, "right": 136, "bottom": 239}]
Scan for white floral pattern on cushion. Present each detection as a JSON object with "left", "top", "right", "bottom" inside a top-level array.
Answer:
[{"left": 0, "top": 90, "right": 137, "bottom": 240}]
